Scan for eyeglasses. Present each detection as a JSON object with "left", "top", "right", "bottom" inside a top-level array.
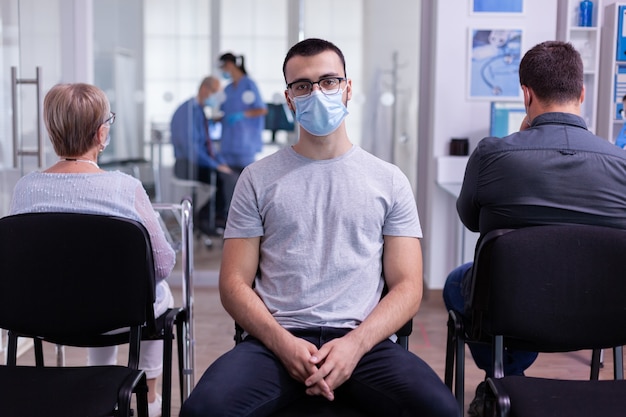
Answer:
[
  {"left": 286, "top": 77, "right": 346, "bottom": 98},
  {"left": 103, "top": 112, "right": 116, "bottom": 126}
]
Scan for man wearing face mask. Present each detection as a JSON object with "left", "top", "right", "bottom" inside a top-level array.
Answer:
[
  {"left": 180, "top": 38, "right": 459, "bottom": 417},
  {"left": 170, "top": 75, "right": 238, "bottom": 233}
]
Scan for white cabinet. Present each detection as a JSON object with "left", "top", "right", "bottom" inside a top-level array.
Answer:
[
  {"left": 598, "top": 2, "right": 626, "bottom": 144},
  {"left": 557, "top": 0, "right": 602, "bottom": 134}
]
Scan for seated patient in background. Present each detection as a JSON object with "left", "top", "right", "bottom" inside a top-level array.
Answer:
[
  {"left": 9, "top": 82, "right": 175, "bottom": 417},
  {"left": 170, "top": 75, "right": 239, "bottom": 234},
  {"left": 180, "top": 38, "right": 459, "bottom": 417},
  {"left": 443, "top": 40, "right": 626, "bottom": 417}
]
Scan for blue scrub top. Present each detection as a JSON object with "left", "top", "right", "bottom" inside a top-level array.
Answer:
[{"left": 220, "top": 75, "right": 267, "bottom": 168}]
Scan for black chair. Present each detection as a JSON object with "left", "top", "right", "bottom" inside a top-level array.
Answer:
[
  {"left": 462, "top": 225, "right": 626, "bottom": 417},
  {"left": 47, "top": 201, "right": 195, "bottom": 417},
  {"left": 443, "top": 226, "right": 611, "bottom": 413},
  {"left": 234, "top": 316, "right": 413, "bottom": 416},
  {"left": 0, "top": 212, "right": 153, "bottom": 417}
]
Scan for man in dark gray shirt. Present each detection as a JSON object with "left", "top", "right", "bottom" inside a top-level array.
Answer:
[{"left": 444, "top": 40, "right": 626, "bottom": 417}]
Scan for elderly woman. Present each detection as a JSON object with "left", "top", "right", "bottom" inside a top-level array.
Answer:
[{"left": 9, "top": 83, "right": 174, "bottom": 417}]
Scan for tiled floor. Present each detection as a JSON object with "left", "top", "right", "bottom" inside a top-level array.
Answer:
[{"left": 19, "top": 236, "right": 623, "bottom": 416}]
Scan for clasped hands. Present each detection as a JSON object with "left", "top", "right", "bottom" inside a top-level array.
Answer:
[{"left": 277, "top": 334, "right": 363, "bottom": 401}]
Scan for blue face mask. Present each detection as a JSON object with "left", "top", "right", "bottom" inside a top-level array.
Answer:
[
  {"left": 292, "top": 89, "right": 348, "bottom": 136},
  {"left": 221, "top": 71, "right": 232, "bottom": 81},
  {"left": 204, "top": 96, "right": 217, "bottom": 107}
]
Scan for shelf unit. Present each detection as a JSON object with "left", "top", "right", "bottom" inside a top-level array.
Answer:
[
  {"left": 557, "top": 0, "right": 602, "bottom": 134},
  {"left": 598, "top": 2, "right": 626, "bottom": 144}
]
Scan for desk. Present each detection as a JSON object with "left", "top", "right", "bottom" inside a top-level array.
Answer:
[
  {"left": 437, "top": 156, "right": 468, "bottom": 184},
  {"left": 438, "top": 181, "right": 467, "bottom": 266},
  {"left": 437, "top": 181, "right": 479, "bottom": 266},
  {"left": 438, "top": 182, "right": 462, "bottom": 198},
  {"left": 438, "top": 183, "right": 480, "bottom": 265},
  {"left": 436, "top": 156, "right": 477, "bottom": 265}
]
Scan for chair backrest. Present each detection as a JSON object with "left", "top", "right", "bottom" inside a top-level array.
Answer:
[
  {"left": 469, "top": 224, "right": 626, "bottom": 353},
  {"left": 0, "top": 212, "right": 155, "bottom": 343}
]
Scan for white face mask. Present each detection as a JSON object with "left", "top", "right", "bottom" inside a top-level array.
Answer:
[
  {"left": 102, "top": 133, "right": 110, "bottom": 150},
  {"left": 101, "top": 111, "right": 113, "bottom": 150},
  {"left": 291, "top": 89, "right": 349, "bottom": 136}
]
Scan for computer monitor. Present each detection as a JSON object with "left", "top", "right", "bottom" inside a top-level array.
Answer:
[
  {"left": 265, "top": 102, "right": 295, "bottom": 142},
  {"left": 489, "top": 101, "right": 526, "bottom": 138}
]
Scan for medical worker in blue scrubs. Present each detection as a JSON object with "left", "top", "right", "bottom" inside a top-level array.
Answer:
[{"left": 217, "top": 52, "right": 268, "bottom": 172}]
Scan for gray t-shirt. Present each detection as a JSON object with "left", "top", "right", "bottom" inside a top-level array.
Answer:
[{"left": 224, "top": 145, "right": 422, "bottom": 330}]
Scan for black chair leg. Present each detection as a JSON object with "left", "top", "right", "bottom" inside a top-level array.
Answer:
[
  {"left": 445, "top": 311, "right": 466, "bottom": 414},
  {"left": 135, "top": 373, "right": 150, "bottom": 417},
  {"left": 176, "top": 312, "right": 187, "bottom": 403},
  {"left": 34, "top": 338, "right": 44, "bottom": 366},
  {"left": 162, "top": 336, "right": 173, "bottom": 417},
  {"left": 614, "top": 346, "right": 624, "bottom": 379},
  {"left": 444, "top": 314, "right": 456, "bottom": 389},
  {"left": 160, "top": 311, "right": 179, "bottom": 417},
  {"left": 454, "top": 314, "right": 466, "bottom": 413},
  {"left": 590, "top": 349, "right": 601, "bottom": 380}
]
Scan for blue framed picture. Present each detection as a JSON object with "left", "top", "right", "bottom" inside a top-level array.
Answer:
[
  {"left": 472, "top": 0, "right": 524, "bottom": 14},
  {"left": 468, "top": 28, "right": 523, "bottom": 100}
]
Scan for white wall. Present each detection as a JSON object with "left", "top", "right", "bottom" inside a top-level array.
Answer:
[
  {"left": 421, "top": 0, "right": 558, "bottom": 289},
  {"left": 361, "top": 0, "right": 420, "bottom": 193}
]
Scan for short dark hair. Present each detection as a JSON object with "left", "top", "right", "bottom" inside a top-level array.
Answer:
[
  {"left": 282, "top": 38, "right": 346, "bottom": 82},
  {"left": 219, "top": 52, "right": 247, "bottom": 75},
  {"left": 519, "top": 41, "right": 583, "bottom": 104}
]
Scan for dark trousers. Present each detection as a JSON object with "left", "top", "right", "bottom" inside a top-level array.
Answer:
[
  {"left": 180, "top": 327, "right": 459, "bottom": 417},
  {"left": 174, "top": 159, "right": 238, "bottom": 223}
]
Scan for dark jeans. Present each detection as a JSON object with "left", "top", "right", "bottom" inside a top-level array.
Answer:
[
  {"left": 443, "top": 262, "right": 539, "bottom": 378},
  {"left": 174, "top": 159, "right": 238, "bottom": 222},
  {"left": 180, "top": 327, "right": 459, "bottom": 417}
]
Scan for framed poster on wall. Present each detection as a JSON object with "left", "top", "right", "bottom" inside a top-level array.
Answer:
[
  {"left": 468, "top": 28, "right": 523, "bottom": 100},
  {"left": 471, "top": 0, "right": 524, "bottom": 14}
]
